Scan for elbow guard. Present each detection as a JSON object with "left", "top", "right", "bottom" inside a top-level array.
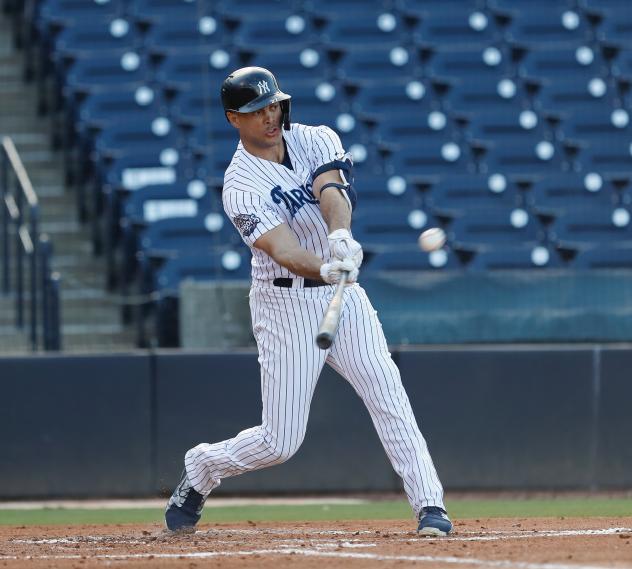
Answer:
[{"left": 312, "top": 152, "right": 357, "bottom": 212}]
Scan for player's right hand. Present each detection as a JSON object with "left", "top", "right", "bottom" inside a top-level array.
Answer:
[
  {"left": 320, "top": 258, "right": 359, "bottom": 285},
  {"left": 328, "top": 228, "right": 363, "bottom": 268}
]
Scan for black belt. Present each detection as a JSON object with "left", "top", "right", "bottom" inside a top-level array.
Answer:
[{"left": 273, "top": 278, "right": 328, "bottom": 288}]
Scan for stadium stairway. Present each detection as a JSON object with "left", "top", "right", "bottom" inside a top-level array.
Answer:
[{"left": 0, "top": 9, "right": 136, "bottom": 354}]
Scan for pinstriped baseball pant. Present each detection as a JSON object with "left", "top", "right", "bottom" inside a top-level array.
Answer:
[{"left": 184, "top": 283, "right": 445, "bottom": 516}]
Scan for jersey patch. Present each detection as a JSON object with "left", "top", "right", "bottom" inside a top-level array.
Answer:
[{"left": 233, "top": 213, "right": 261, "bottom": 237}]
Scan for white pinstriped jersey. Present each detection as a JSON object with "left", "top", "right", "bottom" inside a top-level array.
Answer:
[
  {"left": 181, "top": 119, "right": 447, "bottom": 521},
  {"left": 222, "top": 123, "right": 344, "bottom": 283}
]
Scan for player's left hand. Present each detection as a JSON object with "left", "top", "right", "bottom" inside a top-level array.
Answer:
[
  {"left": 328, "top": 228, "right": 363, "bottom": 268},
  {"left": 320, "top": 258, "right": 359, "bottom": 285}
]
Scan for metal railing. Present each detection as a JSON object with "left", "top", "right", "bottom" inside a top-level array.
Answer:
[{"left": 1, "top": 136, "right": 61, "bottom": 351}]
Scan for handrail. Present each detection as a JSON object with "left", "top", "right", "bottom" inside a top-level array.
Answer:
[
  {"left": 3, "top": 137, "right": 38, "bottom": 207},
  {"left": 1, "top": 135, "right": 62, "bottom": 351}
]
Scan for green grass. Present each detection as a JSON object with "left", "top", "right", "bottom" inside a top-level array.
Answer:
[{"left": 0, "top": 497, "right": 631, "bottom": 526}]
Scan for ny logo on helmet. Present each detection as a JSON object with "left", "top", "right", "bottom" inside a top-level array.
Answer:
[{"left": 257, "top": 80, "right": 270, "bottom": 95}]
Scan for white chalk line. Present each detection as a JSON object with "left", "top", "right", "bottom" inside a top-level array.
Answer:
[
  {"left": 0, "top": 547, "right": 627, "bottom": 569},
  {"left": 0, "top": 497, "right": 368, "bottom": 510},
  {"left": 11, "top": 526, "right": 632, "bottom": 546}
]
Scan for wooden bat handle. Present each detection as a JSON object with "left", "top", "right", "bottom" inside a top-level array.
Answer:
[{"left": 316, "top": 271, "right": 348, "bottom": 350}]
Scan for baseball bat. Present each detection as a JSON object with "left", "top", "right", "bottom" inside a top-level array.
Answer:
[{"left": 316, "top": 271, "right": 348, "bottom": 350}]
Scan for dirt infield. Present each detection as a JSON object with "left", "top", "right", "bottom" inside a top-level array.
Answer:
[{"left": 1, "top": 517, "right": 631, "bottom": 568}]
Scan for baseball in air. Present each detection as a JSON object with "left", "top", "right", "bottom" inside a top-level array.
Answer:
[{"left": 418, "top": 227, "right": 446, "bottom": 252}]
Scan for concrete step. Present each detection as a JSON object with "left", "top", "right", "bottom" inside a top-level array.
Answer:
[
  {"left": 0, "top": 115, "right": 53, "bottom": 133},
  {"left": 1, "top": 131, "right": 49, "bottom": 145},
  {"left": 12, "top": 151, "right": 62, "bottom": 168},
  {"left": 25, "top": 169, "right": 67, "bottom": 188},
  {"left": 31, "top": 184, "right": 68, "bottom": 198},
  {"left": 0, "top": 303, "right": 123, "bottom": 328},
  {"left": 0, "top": 325, "right": 138, "bottom": 354},
  {"left": 0, "top": 133, "right": 51, "bottom": 153},
  {"left": 36, "top": 196, "right": 80, "bottom": 221},
  {"left": 0, "top": 78, "right": 31, "bottom": 95},
  {"left": 0, "top": 93, "right": 38, "bottom": 109},
  {"left": 0, "top": 13, "right": 140, "bottom": 353}
]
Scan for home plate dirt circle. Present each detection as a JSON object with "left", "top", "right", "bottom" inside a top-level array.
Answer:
[{"left": 1, "top": 517, "right": 631, "bottom": 568}]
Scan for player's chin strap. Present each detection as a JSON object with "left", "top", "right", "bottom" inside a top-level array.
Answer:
[{"left": 312, "top": 152, "right": 357, "bottom": 212}]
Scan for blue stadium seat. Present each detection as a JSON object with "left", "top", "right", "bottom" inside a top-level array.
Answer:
[
  {"left": 186, "top": 121, "right": 238, "bottom": 158},
  {"left": 156, "top": 248, "right": 251, "bottom": 293},
  {"left": 352, "top": 206, "right": 443, "bottom": 252},
  {"left": 352, "top": 78, "right": 440, "bottom": 115},
  {"left": 363, "top": 247, "right": 462, "bottom": 272},
  {"left": 76, "top": 86, "right": 168, "bottom": 133},
  {"left": 446, "top": 75, "right": 538, "bottom": 112},
  {"left": 425, "top": 47, "right": 513, "bottom": 80},
  {"left": 505, "top": 9, "right": 595, "bottom": 44},
  {"left": 140, "top": 213, "right": 242, "bottom": 261},
  {"left": 572, "top": 246, "right": 632, "bottom": 269},
  {"left": 70, "top": 86, "right": 168, "bottom": 184},
  {"left": 302, "top": 0, "right": 389, "bottom": 18},
  {"left": 537, "top": 75, "right": 618, "bottom": 113},
  {"left": 142, "top": 15, "right": 225, "bottom": 56},
  {"left": 612, "top": 48, "right": 632, "bottom": 78},
  {"left": 52, "top": 18, "right": 141, "bottom": 61},
  {"left": 101, "top": 150, "right": 193, "bottom": 194},
  {"left": 398, "top": 0, "right": 482, "bottom": 14},
  {"left": 93, "top": 117, "right": 184, "bottom": 163},
  {"left": 73, "top": 89, "right": 162, "bottom": 141},
  {"left": 334, "top": 45, "right": 416, "bottom": 84},
  {"left": 169, "top": 88, "right": 222, "bottom": 127},
  {"left": 489, "top": 0, "right": 575, "bottom": 10},
  {"left": 216, "top": 0, "right": 296, "bottom": 19},
  {"left": 466, "top": 108, "right": 551, "bottom": 141},
  {"left": 233, "top": 15, "right": 316, "bottom": 48},
  {"left": 550, "top": 206, "right": 632, "bottom": 247},
  {"left": 353, "top": 170, "right": 422, "bottom": 208},
  {"left": 63, "top": 51, "right": 151, "bottom": 103},
  {"left": 518, "top": 45, "right": 608, "bottom": 80},
  {"left": 448, "top": 207, "right": 544, "bottom": 248},
  {"left": 559, "top": 106, "right": 632, "bottom": 139},
  {"left": 596, "top": 10, "right": 632, "bottom": 47},
  {"left": 408, "top": 10, "right": 502, "bottom": 48},
  {"left": 385, "top": 136, "right": 470, "bottom": 175},
  {"left": 154, "top": 48, "right": 238, "bottom": 92},
  {"left": 526, "top": 172, "right": 620, "bottom": 215},
  {"left": 35, "top": 0, "right": 126, "bottom": 34},
  {"left": 319, "top": 14, "right": 403, "bottom": 48},
  {"left": 128, "top": 0, "right": 215, "bottom": 23},
  {"left": 375, "top": 111, "right": 460, "bottom": 145},
  {"left": 428, "top": 174, "right": 522, "bottom": 216},
  {"left": 272, "top": 79, "right": 364, "bottom": 138},
  {"left": 189, "top": 143, "right": 237, "bottom": 180},
  {"left": 467, "top": 245, "right": 564, "bottom": 270},
  {"left": 581, "top": 0, "right": 629, "bottom": 9},
  {"left": 141, "top": 246, "right": 251, "bottom": 347},
  {"left": 118, "top": 182, "right": 222, "bottom": 287},
  {"left": 123, "top": 181, "right": 220, "bottom": 227},
  {"left": 482, "top": 136, "right": 568, "bottom": 174},
  {"left": 243, "top": 45, "right": 331, "bottom": 82},
  {"left": 579, "top": 135, "right": 632, "bottom": 171}
]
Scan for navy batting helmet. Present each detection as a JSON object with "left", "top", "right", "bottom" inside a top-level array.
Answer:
[{"left": 221, "top": 67, "right": 292, "bottom": 130}]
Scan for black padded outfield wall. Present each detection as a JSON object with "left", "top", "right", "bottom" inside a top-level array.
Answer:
[
  {"left": 0, "top": 354, "right": 152, "bottom": 498},
  {"left": 0, "top": 347, "right": 630, "bottom": 499}
]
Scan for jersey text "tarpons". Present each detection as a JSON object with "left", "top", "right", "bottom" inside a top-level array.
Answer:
[{"left": 270, "top": 184, "right": 318, "bottom": 216}]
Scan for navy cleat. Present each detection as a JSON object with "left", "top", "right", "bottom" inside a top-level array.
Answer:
[
  {"left": 165, "top": 470, "right": 207, "bottom": 532},
  {"left": 417, "top": 506, "right": 453, "bottom": 536}
]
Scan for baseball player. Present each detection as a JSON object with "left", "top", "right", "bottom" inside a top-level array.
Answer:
[{"left": 165, "top": 67, "right": 452, "bottom": 537}]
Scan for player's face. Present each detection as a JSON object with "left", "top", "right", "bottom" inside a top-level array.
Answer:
[{"left": 232, "top": 102, "right": 283, "bottom": 154}]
